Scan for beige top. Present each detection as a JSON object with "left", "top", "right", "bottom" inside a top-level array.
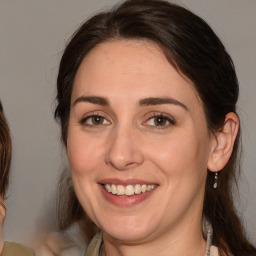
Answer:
[
  {"left": 0, "top": 241, "right": 35, "bottom": 256},
  {"left": 84, "top": 233, "right": 102, "bottom": 256},
  {"left": 84, "top": 233, "right": 219, "bottom": 256}
]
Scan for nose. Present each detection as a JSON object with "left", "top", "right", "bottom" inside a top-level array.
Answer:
[{"left": 105, "top": 125, "right": 144, "bottom": 170}]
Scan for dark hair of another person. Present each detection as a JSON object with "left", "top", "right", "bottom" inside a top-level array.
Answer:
[
  {"left": 0, "top": 100, "right": 11, "bottom": 198},
  {"left": 55, "top": 0, "right": 256, "bottom": 255}
]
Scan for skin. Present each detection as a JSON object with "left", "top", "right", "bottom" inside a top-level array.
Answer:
[
  {"left": 0, "top": 146, "right": 5, "bottom": 253},
  {"left": 0, "top": 117, "right": 5, "bottom": 252},
  {"left": 0, "top": 198, "right": 5, "bottom": 253},
  {"left": 67, "top": 40, "right": 238, "bottom": 256}
]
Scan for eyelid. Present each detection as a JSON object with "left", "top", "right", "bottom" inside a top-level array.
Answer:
[
  {"left": 143, "top": 112, "right": 175, "bottom": 128},
  {"left": 79, "top": 111, "right": 111, "bottom": 127}
]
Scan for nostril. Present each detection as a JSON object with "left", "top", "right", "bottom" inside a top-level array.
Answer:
[
  {"left": 107, "top": 159, "right": 143, "bottom": 171},
  {"left": 104, "top": 129, "right": 144, "bottom": 170}
]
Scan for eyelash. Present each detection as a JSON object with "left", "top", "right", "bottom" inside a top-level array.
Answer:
[
  {"left": 143, "top": 113, "right": 175, "bottom": 129},
  {"left": 79, "top": 113, "right": 111, "bottom": 128},
  {"left": 79, "top": 113, "right": 175, "bottom": 129}
]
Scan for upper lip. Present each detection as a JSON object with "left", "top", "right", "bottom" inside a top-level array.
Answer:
[{"left": 98, "top": 178, "right": 158, "bottom": 186}]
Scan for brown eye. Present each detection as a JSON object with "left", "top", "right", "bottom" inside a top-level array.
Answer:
[
  {"left": 91, "top": 116, "right": 104, "bottom": 125},
  {"left": 154, "top": 116, "right": 167, "bottom": 126},
  {"left": 144, "top": 114, "right": 175, "bottom": 129},
  {"left": 81, "top": 115, "right": 110, "bottom": 127}
]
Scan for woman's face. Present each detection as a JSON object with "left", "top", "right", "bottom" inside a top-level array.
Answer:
[{"left": 67, "top": 40, "right": 215, "bottom": 243}]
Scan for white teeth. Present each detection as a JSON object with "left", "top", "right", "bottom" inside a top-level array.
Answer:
[
  {"left": 117, "top": 185, "right": 125, "bottom": 195},
  {"left": 111, "top": 184, "right": 117, "bottom": 194},
  {"left": 134, "top": 184, "right": 142, "bottom": 194},
  {"left": 141, "top": 184, "right": 147, "bottom": 193},
  {"left": 147, "top": 185, "right": 155, "bottom": 191},
  {"left": 104, "top": 184, "right": 156, "bottom": 196},
  {"left": 105, "top": 184, "right": 111, "bottom": 192},
  {"left": 125, "top": 185, "right": 134, "bottom": 196}
]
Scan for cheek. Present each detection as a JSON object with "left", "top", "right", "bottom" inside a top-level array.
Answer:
[
  {"left": 67, "top": 128, "right": 103, "bottom": 214},
  {"left": 146, "top": 129, "right": 210, "bottom": 180},
  {"left": 67, "top": 127, "right": 104, "bottom": 176}
]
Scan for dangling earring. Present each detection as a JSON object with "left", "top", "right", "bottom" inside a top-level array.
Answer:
[{"left": 213, "top": 172, "right": 218, "bottom": 189}]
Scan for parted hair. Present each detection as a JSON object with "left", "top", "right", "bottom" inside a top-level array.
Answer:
[
  {"left": 55, "top": 0, "right": 256, "bottom": 255},
  {"left": 0, "top": 100, "right": 11, "bottom": 198}
]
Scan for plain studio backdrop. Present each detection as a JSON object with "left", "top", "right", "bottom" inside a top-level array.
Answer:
[{"left": 0, "top": 0, "right": 255, "bottom": 247}]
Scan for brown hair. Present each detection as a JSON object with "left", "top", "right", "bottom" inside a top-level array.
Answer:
[
  {"left": 55, "top": 0, "right": 256, "bottom": 254},
  {"left": 0, "top": 100, "right": 12, "bottom": 198}
]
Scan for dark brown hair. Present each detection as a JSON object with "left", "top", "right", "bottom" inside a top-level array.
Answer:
[
  {"left": 0, "top": 100, "right": 12, "bottom": 198},
  {"left": 55, "top": 0, "right": 256, "bottom": 254}
]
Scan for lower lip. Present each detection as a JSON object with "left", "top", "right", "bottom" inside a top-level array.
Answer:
[{"left": 99, "top": 185, "right": 157, "bottom": 207}]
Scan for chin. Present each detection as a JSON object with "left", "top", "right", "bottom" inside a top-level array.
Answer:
[
  {"left": 99, "top": 216, "right": 158, "bottom": 243},
  {"left": 104, "top": 228, "right": 154, "bottom": 243}
]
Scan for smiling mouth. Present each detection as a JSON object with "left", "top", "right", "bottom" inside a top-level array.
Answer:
[{"left": 103, "top": 184, "right": 157, "bottom": 196}]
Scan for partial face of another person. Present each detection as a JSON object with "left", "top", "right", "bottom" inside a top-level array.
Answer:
[
  {"left": 0, "top": 105, "right": 9, "bottom": 250},
  {"left": 67, "top": 40, "right": 216, "bottom": 243}
]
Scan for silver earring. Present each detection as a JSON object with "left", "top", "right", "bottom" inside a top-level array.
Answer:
[{"left": 213, "top": 172, "right": 218, "bottom": 189}]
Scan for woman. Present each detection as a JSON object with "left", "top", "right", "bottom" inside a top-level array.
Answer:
[
  {"left": 0, "top": 101, "right": 35, "bottom": 256},
  {"left": 54, "top": 0, "right": 256, "bottom": 255}
]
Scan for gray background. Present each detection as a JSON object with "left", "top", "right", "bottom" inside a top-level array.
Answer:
[{"left": 0, "top": 0, "right": 255, "bottom": 247}]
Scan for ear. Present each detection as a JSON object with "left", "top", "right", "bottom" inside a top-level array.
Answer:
[{"left": 207, "top": 112, "right": 239, "bottom": 172}]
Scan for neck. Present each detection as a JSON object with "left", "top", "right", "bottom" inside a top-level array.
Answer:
[{"left": 103, "top": 218, "right": 206, "bottom": 256}]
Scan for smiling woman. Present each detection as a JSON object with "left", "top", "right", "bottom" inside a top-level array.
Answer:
[
  {"left": 68, "top": 41, "right": 216, "bottom": 245},
  {"left": 54, "top": 0, "right": 256, "bottom": 255}
]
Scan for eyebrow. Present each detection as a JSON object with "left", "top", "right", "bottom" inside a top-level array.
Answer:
[
  {"left": 73, "top": 96, "right": 188, "bottom": 111},
  {"left": 139, "top": 97, "right": 188, "bottom": 110},
  {"left": 73, "top": 96, "right": 110, "bottom": 106}
]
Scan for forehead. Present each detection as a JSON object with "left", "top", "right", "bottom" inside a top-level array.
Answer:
[
  {"left": 72, "top": 40, "right": 201, "bottom": 108},
  {"left": 76, "top": 40, "right": 169, "bottom": 83}
]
